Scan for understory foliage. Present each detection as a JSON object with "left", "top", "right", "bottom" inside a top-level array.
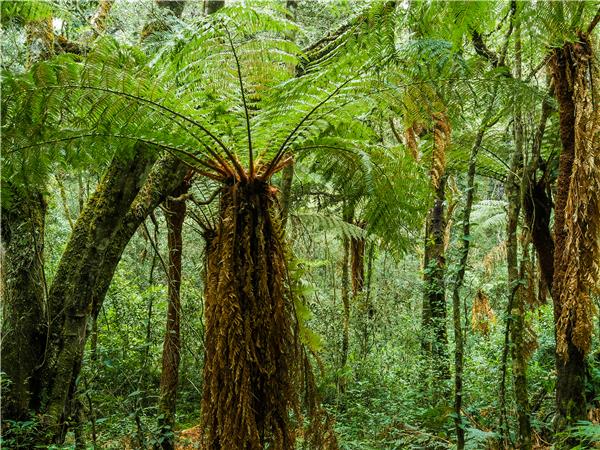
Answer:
[{"left": 1, "top": 1, "right": 600, "bottom": 449}]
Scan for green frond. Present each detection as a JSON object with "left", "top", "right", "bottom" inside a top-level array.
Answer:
[
  {"left": 1, "top": 0, "right": 54, "bottom": 25},
  {"left": 292, "top": 211, "right": 367, "bottom": 241}
]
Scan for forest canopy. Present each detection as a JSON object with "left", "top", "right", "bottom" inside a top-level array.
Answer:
[{"left": 1, "top": 0, "right": 600, "bottom": 449}]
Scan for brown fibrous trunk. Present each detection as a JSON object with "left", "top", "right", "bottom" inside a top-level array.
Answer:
[
  {"left": 201, "top": 180, "right": 299, "bottom": 450},
  {"left": 550, "top": 32, "right": 599, "bottom": 437}
]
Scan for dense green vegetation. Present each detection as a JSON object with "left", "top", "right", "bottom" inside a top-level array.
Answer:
[{"left": 1, "top": 1, "right": 599, "bottom": 449}]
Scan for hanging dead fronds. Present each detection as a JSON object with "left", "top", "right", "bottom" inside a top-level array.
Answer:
[
  {"left": 404, "top": 123, "right": 420, "bottom": 161},
  {"left": 551, "top": 33, "right": 600, "bottom": 360},
  {"left": 431, "top": 112, "right": 451, "bottom": 190},
  {"left": 201, "top": 180, "right": 336, "bottom": 450},
  {"left": 483, "top": 240, "right": 507, "bottom": 277},
  {"left": 201, "top": 180, "right": 298, "bottom": 450},
  {"left": 471, "top": 290, "right": 496, "bottom": 336}
]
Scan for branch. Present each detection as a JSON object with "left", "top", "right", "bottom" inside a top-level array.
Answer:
[
  {"left": 388, "top": 117, "right": 404, "bottom": 144},
  {"left": 472, "top": 30, "right": 500, "bottom": 68}
]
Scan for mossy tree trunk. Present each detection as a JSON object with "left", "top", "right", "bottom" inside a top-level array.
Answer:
[
  {"left": 506, "top": 20, "right": 532, "bottom": 449},
  {"left": 204, "top": 0, "right": 224, "bottom": 15},
  {"left": 422, "top": 113, "right": 451, "bottom": 394},
  {"left": 40, "top": 147, "right": 157, "bottom": 441},
  {"left": 422, "top": 176, "right": 450, "bottom": 387},
  {"left": 0, "top": 189, "right": 47, "bottom": 422},
  {"left": 36, "top": 151, "right": 187, "bottom": 444},
  {"left": 339, "top": 207, "right": 351, "bottom": 394},
  {"left": 1, "top": 10, "right": 53, "bottom": 430},
  {"left": 157, "top": 181, "right": 189, "bottom": 450},
  {"left": 201, "top": 180, "right": 299, "bottom": 450}
]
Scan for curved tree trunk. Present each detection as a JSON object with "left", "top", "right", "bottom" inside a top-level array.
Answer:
[
  {"left": 201, "top": 180, "right": 300, "bottom": 450},
  {"left": 34, "top": 151, "right": 187, "bottom": 444},
  {"left": 40, "top": 147, "right": 157, "bottom": 441}
]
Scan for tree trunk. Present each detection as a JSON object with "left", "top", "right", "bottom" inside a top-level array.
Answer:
[
  {"left": 506, "top": 20, "right": 532, "bottom": 448},
  {"left": 422, "top": 175, "right": 450, "bottom": 387},
  {"left": 39, "top": 147, "right": 157, "bottom": 441},
  {"left": 550, "top": 33, "right": 599, "bottom": 441},
  {"left": 338, "top": 205, "right": 355, "bottom": 394},
  {"left": 339, "top": 221, "right": 351, "bottom": 394},
  {"left": 450, "top": 121, "right": 489, "bottom": 449},
  {"left": 1, "top": 10, "right": 52, "bottom": 430},
  {"left": 157, "top": 182, "right": 189, "bottom": 450},
  {"left": 350, "top": 234, "right": 365, "bottom": 298},
  {"left": 0, "top": 189, "right": 47, "bottom": 423},
  {"left": 523, "top": 98, "right": 554, "bottom": 291},
  {"left": 36, "top": 152, "right": 187, "bottom": 444},
  {"left": 201, "top": 180, "right": 300, "bottom": 450},
  {"left": 422, "top": 113, "right": 451, "bottom": 392}
]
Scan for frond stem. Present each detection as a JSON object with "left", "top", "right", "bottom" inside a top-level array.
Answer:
[{"left": 222, "top": 21, "right": 254, "bottom": 179}]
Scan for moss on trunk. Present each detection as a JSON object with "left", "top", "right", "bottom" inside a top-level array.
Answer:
[{"left": 1, "top": 188, "right": 47, "bottom": 422}]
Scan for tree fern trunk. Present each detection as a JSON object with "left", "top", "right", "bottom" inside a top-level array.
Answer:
[
  {"left": 550, "top": 33, "right": 598, "bottom": 444},
  {"left": 423, "top": 176, "right": 450, "bottom": 389},
  {"left": 421, "top": 112, "right": 451, "bottom": 394},
  {"left": 339, "top": 229, "right": 350, "bottom": 394},
  {"left": 201, "top": 180, "right": 300, "bottom": 450}
]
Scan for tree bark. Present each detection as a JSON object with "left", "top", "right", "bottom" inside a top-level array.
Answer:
[
  {"left": 1, "top": 12, "right": 52, "bottom": 431},
  {"left": 422, "top": 112, "right": 451, "bottom": 392},
  {"left": 506, "top": 19, "right": 532, "bottom": 448},
  {"left": 422, "top": 175, "right": 450, "bottom": 387},
  {"left": 0, "top": 189, "right": 47, "bottom": 422},
  {"left": 450, "top": 120, "right": 489, "bottom": 449},
  {"left": 340, "top": 236, "right": 350, "bottom": 366},
  {"left": 34, "top": 151, "right": 187, "bottom": 444},
  {"left": 40, "top": 147, "right": 157, "bottom": 442},
  {"left": 157, "top": 182, "right": 189, "bottom": 450},
  {"left": 204, "top": 0, "right": 224, "bottom": 15},
  {"left": 339, "top": 211, "right": 351, "bottom": 394}
]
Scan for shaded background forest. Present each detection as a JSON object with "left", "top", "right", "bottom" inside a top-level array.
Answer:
[{"left": 1, "top": 0, "right": 600, "bottom": 449}]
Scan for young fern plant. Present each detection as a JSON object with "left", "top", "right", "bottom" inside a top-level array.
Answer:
[{"left": 3, "top": 4, "right": 388, "bottom": 449}]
